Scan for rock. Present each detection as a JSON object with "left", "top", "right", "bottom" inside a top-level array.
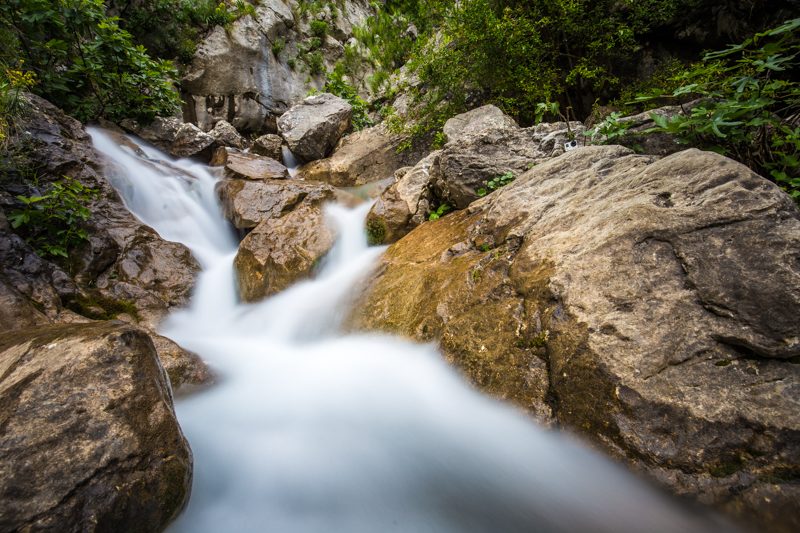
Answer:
[
  {"left": 297, "top": 123, "right": 424, "bottom": 187},
  {"left": 277, "top": 93, "right": 352, "bottom": 162},
  {"left": 0, "top": 275, "right": 50, "bottom": 332},
  {"left": 150, "top": 333, "right": 212, "bottom": 392},
  {"left": 169, "top": 122, "right": 216, "bottom": 159},
  {"left": 235, "top": 202, "right": 335, "bottom": 302},
  {"left": 251, "top": 133, "right": 284, "bottom": 160},
  {"left": 351, "top": 146, "right": 800, "bottom": 532},
  {"left": 366, "top": 151, "right": 440, "bottom": 245},
  {"left": 209, "top": 119, "right": 247, "bottom": 149},
  {"left": 443, "top": 104, "right": 519, "bottom": 143},
  {"left": 217, "top": 178, "right": 336, "bottom": 230},
  {"left": 435, "top": 122, "right": 585, "bottom": 209},
  {"left": 210, "top": 146, "right": 290, "bottom": 180},
  {"left": 0, "top": 321, "right": 191, "bottom": 532}
]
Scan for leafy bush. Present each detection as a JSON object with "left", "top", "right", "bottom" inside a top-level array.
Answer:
[
  {"left": 638, "top": 18, "right": 800, "bottom": 200},
  {"left": 0, "top": 0, "right": 181, "bottom": 122},
  {"left": 310, "top": 19, "right": 328, "bottom": 38},
  {"left": 586, "top": 112, "right": 631, "bottom": 144},
  {"left": 271, "top": 37, "right": 286, "bottom": 56},
  {"left": 0, "top": 62, "right": 36, "bottom": 146},
  {"left": 324, "top": 65, "right": 373, "bottom": 130},
  {"left": 9, "top": 177, "right": 99, "bottom": 259}
]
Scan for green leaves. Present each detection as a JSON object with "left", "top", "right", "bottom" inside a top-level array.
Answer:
[
  {"left": 477, "top": 171, "right": 515, "bottom": 197},
  {"left": 10, "top": 177, "right": 99, "bottom": 260}
]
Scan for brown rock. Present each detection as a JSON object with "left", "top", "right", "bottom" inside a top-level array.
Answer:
[
  {"left": 251, "top": 134, "right": 284, "bottom": 161},
  {"left": 150, "top": 333, "right": 213, "bottom": 392},
  {"left": 209, "top": 119, "right": 247, "bottom": 150},
  {"left": 210, "top": 146, "right": 290, "bottom": 180},
  {"left": 217, "top": 178, "right": 336, "bottom": 230},
  {"left": 277, "top": 93, "right": 352, "bottom": 162},
  {"left": 351, "top": 146, "right": 800, "bottom": 532},
  {"left": 298, "top": 124, "right": 423, "bottom": 187},
  {"left": 235, "top": 202, "right": 335, "bottom": 302},
  {"left": 0, "top": 321, "right": 192, "bottom": 532}
]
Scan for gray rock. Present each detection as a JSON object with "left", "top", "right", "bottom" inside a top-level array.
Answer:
[
  {"left": 120, "top": 116, "right": 215, "bottom": 159},
  {"left": 209, "top": 119, "right": 247, "bottom": 149},
  {"left": 277, "top": 93, "right": 352, "bottom": 162},
  {"left": 251, "top": 133, "right": 284, "bottom": 160},
  {"left": 217, "top": 178, "right": 335, "bottom": 230},
  {"left": 352, "top": 146, "right": 800, "bottom": 532},
  {"left": 443, "top": 104, "right": 519, "bottom": 143},
  {"left": 210, "top": 146, "right": 290, "bottom": 180},
  {"left": 0, "top": 321, "right": 191, "bottom": 532}
]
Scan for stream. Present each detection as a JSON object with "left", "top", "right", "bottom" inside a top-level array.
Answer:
[{"left": 89, "top": 128, "right": 729, "bottom": 533}]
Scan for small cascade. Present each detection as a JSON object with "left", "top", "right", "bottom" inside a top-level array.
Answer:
[
  {"left": 88, "top": 128, "right": 727, "bottom": 533},
  {"left": 282, "top": 145, "right": 300, "bottom": 177}
]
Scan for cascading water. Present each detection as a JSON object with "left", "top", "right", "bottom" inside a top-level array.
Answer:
[{"left": 89, "top": 128, "right": 731, "bottom": 533}]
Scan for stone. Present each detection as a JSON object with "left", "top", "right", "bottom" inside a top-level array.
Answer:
[
  {"left": 169, "top": 122, "right": 216, "bottom": 159},
  {"left": 217, "top": 178, "right": 336, "bottom": 229},
  {"left": 366, "top": 151, "right": 440, "bottom": 245},
  {"left": 0, "top": 321, "right": 191, "bottom": 532},
  {"left": 0, "top": 275, "right": 50, "bottom": 332},
  {"left": 351, "top": 146, "right": 800, "bottom": 532},
  {"left": 277, "top": 93, "right": 352, "bottom": 162},
  {"left": 209, "top": 119, "right": 247, "bottom": 149},
  {"left": 251, "top": 133, "right": 284, "bottom": 161},
  {"left": 297, "top": 123, "right": 424, "bottom": 187},
  {"left": 435, "top": 122, "right": 585, "bottom": 209},
  {"left": 150, "top": 333, "right": 213, "bottom": 392},
  {"left": 235, "top": 202, "right": 335, "bottom": 302},
  {"left": 442, "top": 104, "right": 519, "bottom": 143},
  {"left": 210, "top": 146, "right": 290, "bottom": 180}
]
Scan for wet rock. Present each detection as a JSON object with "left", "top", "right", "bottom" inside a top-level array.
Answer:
[
  {"left": 366, "top": 151, "right": 440, "bottom": 245},
  {"left": 121, "top": 116, "right": 215, "bottom": 159},
  {"left": 235, "top": 202, "right": 335, "bottom": 302},
  {"left": 443, "top": 104, "right": 519, "bottom": 143},
  {"left": 251, "top": 133, "right": 284, "bottom": 161},
  {"left": 277, "top": 93, "right": 352, "bottom": 162},
  {"left": 169, "top": 122, "right": 216, "bottom": 159},
  {"left": 0, "top": 321, "right": 191, "bottom": 532},
  {"left": 0, "top": 275, "right": 50, "bottom": 332},
  {"left": 209, "top": 119, "right": 247, "bottom": 150},
  {"left": 217, "top": 178, "right": 335, "bottom": 230},
  {"left": 298, "top": 123, "right": 423, "bottom": 186},
  {"left": 211, "top": 146, "right": 290, "bottom": 180},
  {"left": 352, "top": 146, "right": 800, "bottom": 531},
  {"left": 150, "top": 333, "right": 212, "bottom": 392}
]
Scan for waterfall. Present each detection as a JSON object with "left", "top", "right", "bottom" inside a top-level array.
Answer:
[{"left": 88, "top": 128, "right": 728, "bottom": 533}]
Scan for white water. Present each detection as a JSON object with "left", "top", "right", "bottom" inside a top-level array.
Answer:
[
  {"left": 89, "top": 128, "right": 730, "bottom": 533},
  {"left": 282, "top": 145, "right": 300, "bottom": 177}
]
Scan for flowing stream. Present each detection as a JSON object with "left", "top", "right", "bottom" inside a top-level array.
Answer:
[{"left": 89, "top": 128, "right": 729, "bottom": 533}]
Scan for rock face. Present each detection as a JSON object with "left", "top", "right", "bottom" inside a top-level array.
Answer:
[
  {"left": 251, "top": 133, "right": 284, "bottom": 161},
  {"left": 277, "top": 93, "right": 352, "bottom": 162},
  {"left": 442, "top": 104, "right": 519, "bottom": 143},
  {"left": 182, "top": 0, "right": 375, "bottom": 132},
  {"left": 351, "top": 146, "right": 800, "bottom": 532},
  {"left": 217, "top": 178, "right": 335, "bottom": 230},
  {"left": 211, "top": 146, "right": 290, "bottom": 180},
  {"left": 366, "top": 119, "right": 586, "bottom": 244},
  {"left": 298, "top": 123, "right": 424, "bottom": 186},
  {"left": 0, "top": 321, "right": 191, "bottom": 532},
  {"left": 1, "top": 94, "right": 210, "bottom": 391},
  {"left": 235, "top": 201, "right": 335, "bottom": 302}
]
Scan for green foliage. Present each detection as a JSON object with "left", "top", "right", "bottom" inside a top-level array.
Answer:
[
  {"left": 271, "top": 37, "right": 286, "bottom": 56},
  {"left": 477, "top": 171, "right": 515, "bottom": 197},
  {"left": 310, "top": 19, "right": 328, "bottom": 38},
  {"left": 0, "top": 62, "right": 36, "bottom": 146},
  {"left": 9, "top": 177, "right": 99, "bottom": 259},
  {"left": 638, "top": 18, "right": 800, "bottom": 200},
  {"left": 586, "top": 111, "right": 631, "bottom": 144},
  {"left": 306, "top": 50, "right": 324, "bottom": 75},
  {"left": 0, "top": 0, "right": 181, "bottom": 122},
  {"left": 324, "top": 64, "right": 373, "bottom": 130},
  {"left": 428, "top": 202, "right": 451, "bottom": 221}
]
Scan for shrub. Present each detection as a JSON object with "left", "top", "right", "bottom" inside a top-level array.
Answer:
[
  {"left": 0, "top": 0, "right": 181, "bottom": 122},
  {"left": 271, "top": 37, "right": 286, "bottom": 56},
  {"left": 9, "top": 177, "right": 99, "bottom": 259},
  {"left": 638, "top": 18, "right": 800, "bottom": 200},
  {"left": 310, "top": 19, "right": 328, "bottom": 38},
  {"left": 0, "top": 62, "right": 36, "bottom": 146},
  {"left": 324, "top": 65, "right": 373, "bottom": 130}
]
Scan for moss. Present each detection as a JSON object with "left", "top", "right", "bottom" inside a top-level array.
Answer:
[
  {"left": 67, "top": 292, "right": 141, "bottom": 322},
  {"left": 366, "top": 216, "right": 386, "bottom": 246}
]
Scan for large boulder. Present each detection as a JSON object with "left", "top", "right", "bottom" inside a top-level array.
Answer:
[
  {"left": 351, "top": 146, "right": 800, "bottom": 532},
  {"left": 235, "top": 201, "right": 335, "bottom": 302},
  {"left": 277, "top": 93, "right": 352, "bottom": 162},
  {"left": 251, "top": 133, "right": 284, "bottom": 161},
  {"left": 210, "top": 146, "right": 290, "bottom": 180},
  {"left": 297, "top": 123, "right": 424, "bottom": 187},
  {"left": 366, "top": 152, "right": 440, "bottom": 245},
  {"left": 209, "top": 119, "right": 247, "bottom": 150},
  {"left": 442, "top": 104, "right": 519, "bottom": 143},
  {"left": 217, "top": 178, "right": 336, "bottom": 230},
  {"left": 120, "top": 116, "right": 215, "bottom": 159},
  {"left": 0, "top": 321, "right": 192, "bottom": 532}
]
